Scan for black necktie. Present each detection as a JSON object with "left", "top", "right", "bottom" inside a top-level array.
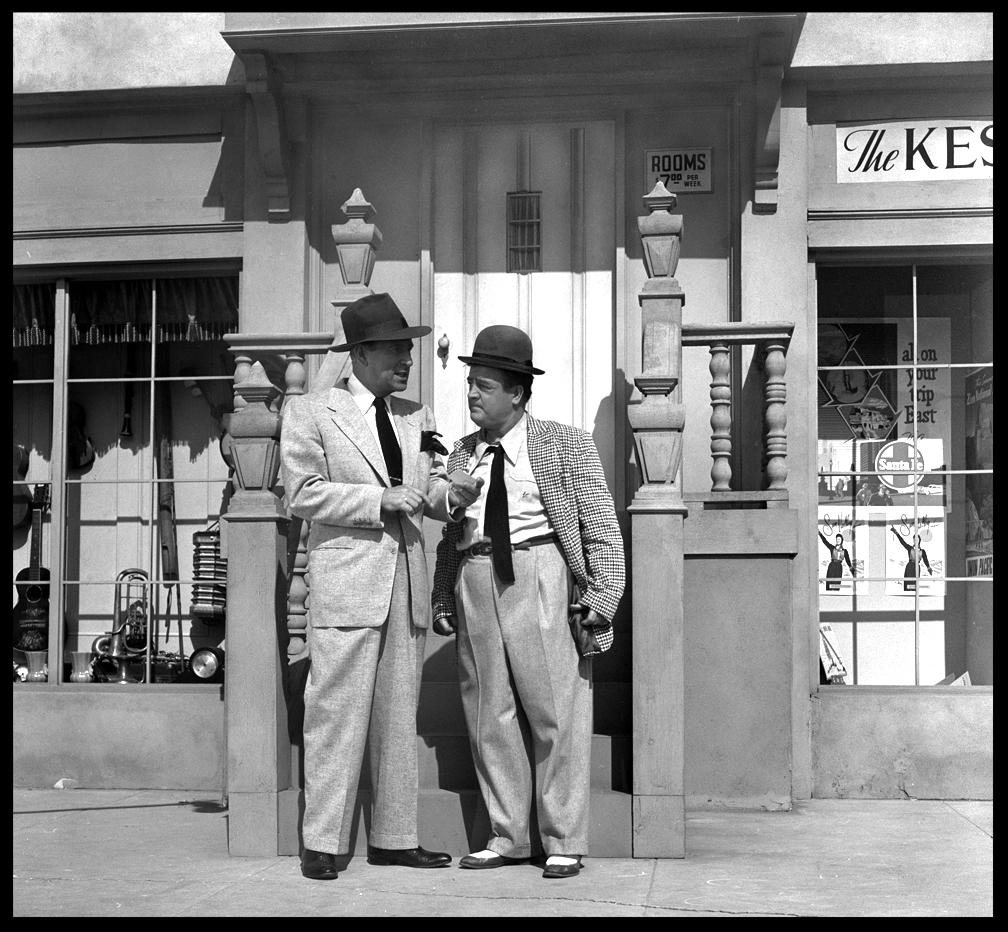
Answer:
[
  {"left": 374, "top": 397, "right": 402, "bottom": 486},
  {"left": 484, "top": 444, "right": 514, "bottom": 583}
]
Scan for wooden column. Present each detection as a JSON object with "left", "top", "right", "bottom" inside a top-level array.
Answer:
[
  {"left": 221, "top": 362, "right": 290, "bottom": 856},
  {"left": 627, "top": 182, "right": 687, "bottom": 858}
]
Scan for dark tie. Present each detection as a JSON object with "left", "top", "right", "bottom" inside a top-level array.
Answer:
[
  {"left": 483, "top": 444, "right": 514, "bottom": 583},
  {"left": 373, "top": 397, "right": 402, "bottom": 486}
]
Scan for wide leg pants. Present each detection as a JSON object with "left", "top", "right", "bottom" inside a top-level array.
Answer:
[
  {"left": 456, "top": 540, "right": 593, "bottom": 858},
  {"left": 302, "top": 547, "right": 425, "bottom": 854}
]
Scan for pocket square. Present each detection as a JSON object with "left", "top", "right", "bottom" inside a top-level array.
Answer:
[{"left": 421, "top": 430, "right": 449, "bottom": 456}]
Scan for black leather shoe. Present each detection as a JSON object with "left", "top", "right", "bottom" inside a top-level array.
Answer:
[
  {"left": 367, "top": 845, "right": 452, "bottom": 868},
  {"left": 301, "top": 848, "right": 341, "bottom": 880},
  {"left": 542, "top": 856, "right": 582, "bottom": 879},
  {"left": 459, "top": 852, "right": 528, "bottom": 870}
]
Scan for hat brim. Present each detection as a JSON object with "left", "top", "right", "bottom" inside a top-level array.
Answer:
[
  {"left": 457, "top": 353, "right": 545, "bottom": 376},
  {"left": 330, "top": 325, "right": 432, "bottom": 353}
]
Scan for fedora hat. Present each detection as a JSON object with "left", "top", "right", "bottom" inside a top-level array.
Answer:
[
  {"left": 330, "top": 293, "right": 431, "bottom": 352},
  {"left": 458, "top": 325, "right": 545, "bottom": 375}
]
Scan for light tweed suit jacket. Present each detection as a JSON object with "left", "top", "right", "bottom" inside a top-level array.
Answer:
[
  {"left": 432, "top": 413, "right": 626, "bottom": 629},
  {"left": 281, "top": 380, "right": 452, "bottom": 630}
]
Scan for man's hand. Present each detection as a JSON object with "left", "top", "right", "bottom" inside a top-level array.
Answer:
[
  {"left": 433, "top": 614, "right": 458, "bottom": 636},
  {"left": 381, "top": 485, "right": 433, "bottom": 518},
  {"left": 447, "top": 470, "right": 484, "bottom": 511},
  {"left": 569, "top": 602, "right": 607, "bottom": 627}
]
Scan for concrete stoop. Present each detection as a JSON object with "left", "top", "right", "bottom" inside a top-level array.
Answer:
[{"left": 278, "top": 733, "right": 632, "bottom": 857}]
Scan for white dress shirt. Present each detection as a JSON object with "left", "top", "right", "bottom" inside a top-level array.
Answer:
[
  {"left": 457, "top": 412, "right": 552, "bottom": 550},
  {"left": 345, "top": 372, "right": 402, "bottom": 452}
]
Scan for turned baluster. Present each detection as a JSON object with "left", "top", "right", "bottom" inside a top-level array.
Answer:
[
  {"left": 287, "top": 519, "right": 309, "bottom": 663},
  {"left": 282, "top": 352, "right": 307, "bottom": 410},
  {"left": 708, "top": 342, "right": 732, "bottom": 491},
  {"left": 763, "top": 340, "right": 788, "bottom": 491},
  {"left": 232, "top": 353, "right": 253, "bottom": 413}
]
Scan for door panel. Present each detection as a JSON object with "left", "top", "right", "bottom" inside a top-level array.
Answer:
[{"left": 432, "top": 120, "right": 616, "bottom": 491}]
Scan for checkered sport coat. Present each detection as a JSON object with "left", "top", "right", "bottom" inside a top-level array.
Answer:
[{"left": 432, "top": 413, "right": 626, "bottom": 639}]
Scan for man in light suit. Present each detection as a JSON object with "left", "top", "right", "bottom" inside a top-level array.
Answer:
[
  {"left": 281, "top": 293, "right": 481, "bottom": 880},
  {"left": 432, "top": 325, "right": 626, "bottom": 879}
]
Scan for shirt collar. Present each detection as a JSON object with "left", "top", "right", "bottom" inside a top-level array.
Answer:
[
  {"left": 347, "top": 371, "right": 379, "bottom": 415},
  {"left": 477, "top": 412, "right": 527, "bottom": 464}
]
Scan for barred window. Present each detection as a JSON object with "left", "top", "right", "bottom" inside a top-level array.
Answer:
[{"left": 506, "top": 192, "right": 542, "bottom": 274}]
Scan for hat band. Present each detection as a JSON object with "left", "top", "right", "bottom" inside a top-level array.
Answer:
[
  {"left": 350, "top": 315, "right": 410, "bottom": 341},
  {"left": 470, "top": 351, "right": 536, "bottom": 369}
]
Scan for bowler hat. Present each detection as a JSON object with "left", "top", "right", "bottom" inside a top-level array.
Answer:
[
  {"left": 330, "top": 293, "right": 431, "bottom": 352},
  {"left": 458, "top": 325, "right": 545, "bottom": 375}
]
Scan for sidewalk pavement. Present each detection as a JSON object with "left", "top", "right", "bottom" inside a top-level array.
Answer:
[{"left": 13, "top": 789, "right": 992, "bottom": 917}]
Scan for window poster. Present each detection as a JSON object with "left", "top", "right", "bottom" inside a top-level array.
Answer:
[
  {"left": 819, "top": 317, "right": 950, "bottom": 460},
  {"left": 818, "top": 320, "right": 900, "bottom": 444},
  {"left": 816, "top": 506, "right": 863, "bottom": 595},
  {"left": 894, "top": 318, "right": 952, "bottom": 480},
  {"left": 965, "top": 368, "right": 993, "bottom": 577},
  {"left": 818, "top": 317, "right": 950, "bottom": 601},
  {"left": 884, "top": 506, "right": 946, "bottom": 597}
]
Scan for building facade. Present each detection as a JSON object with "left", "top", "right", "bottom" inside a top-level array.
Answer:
[{"left": 13, "top": 13, "right": 992, "bottom": 856}]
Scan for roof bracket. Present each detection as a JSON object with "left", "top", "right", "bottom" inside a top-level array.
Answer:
[
  {"left": 244, "top": 51, "right": 291, "bottom": 222},
  {"left": 753, "top": 34, "right": 787, "bottom": 215}
]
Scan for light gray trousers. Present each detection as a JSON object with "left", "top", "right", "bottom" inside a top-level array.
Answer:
[
  {"left": 456, "top": 540, "right": 593, "bottom": 858},
  {"left": 302, "top": 548, "right": 424, "bottom": 854}
]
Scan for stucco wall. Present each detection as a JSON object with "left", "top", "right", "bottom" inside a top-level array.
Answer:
[
  {"left": 683, "top": 510, "right": 799, "bottom": 810},
  {"left": 792, "top": 12, "right": 993, "bottom": 69},
  {"left": 13, "top": 686, "right": 225, "bottom": 790},
  {"left": 13, "top": 12, "right": 241, "bottom": 93},
  {"left": 811, "top": 688, "right": 993, "bottom": 799}
]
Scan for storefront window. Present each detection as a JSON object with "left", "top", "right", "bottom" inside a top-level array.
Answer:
[
  {"left": 13, "top": 275, "right": 238, "bottom": 685},
  {"left": 816, "top": 263, "right": 993, "bottom": 686}
]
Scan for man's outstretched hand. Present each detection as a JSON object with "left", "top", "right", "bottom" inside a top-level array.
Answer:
[{"left": 447, "top": 470, "right": 484, "bottom": 511}]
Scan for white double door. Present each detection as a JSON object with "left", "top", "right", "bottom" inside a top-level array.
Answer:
[{"left": 431, "top": 120, "right": 617, "bottom": 486}]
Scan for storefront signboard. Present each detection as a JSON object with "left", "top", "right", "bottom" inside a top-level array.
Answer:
[
  {"left": 836, "top": 119, "right": 993, "bottom": 183},
  {"left": 645, "top": 148, "right": 712, "bottom": 193}
]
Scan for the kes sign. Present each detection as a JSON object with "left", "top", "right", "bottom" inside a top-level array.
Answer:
[{"left": 837, "top": 119, "right": 992, "bottom": 183}]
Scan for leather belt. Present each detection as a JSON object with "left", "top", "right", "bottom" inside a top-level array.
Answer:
[{"left": 460, "top": 532, "right": 558, "bottom": 559}]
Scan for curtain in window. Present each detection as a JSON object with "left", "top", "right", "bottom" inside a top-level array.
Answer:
[
  {"left": 12, "top": 277, "right": 239, "bottom": 347},
  {"left": 12, "top": 283, "right": 55, "bottom": 346}
]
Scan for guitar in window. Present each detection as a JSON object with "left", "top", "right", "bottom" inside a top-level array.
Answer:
[
  {"left": 14, "top": 443, "right": 32, "bottom": 529},
  {"left": 13, "top": 484, "right": 51, "bottom": 653}
]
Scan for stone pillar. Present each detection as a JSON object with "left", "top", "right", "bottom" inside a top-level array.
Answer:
[
  {"left": 221, "top": 362, "right": 290, "bottom": 856},
  {"left": 626, "top": 182, "right": 687, "bottom": 858}
]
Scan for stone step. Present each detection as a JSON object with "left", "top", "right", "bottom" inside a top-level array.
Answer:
[{"left": 279, "top": 786, "right": 633, "bottom": 858}]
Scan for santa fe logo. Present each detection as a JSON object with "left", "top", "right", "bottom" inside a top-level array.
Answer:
[{"left": 875, "top": 440, "right": 925, "bottom": 491}]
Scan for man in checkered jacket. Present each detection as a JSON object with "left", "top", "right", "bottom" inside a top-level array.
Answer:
[{"left": 432, "top": 325, "right": 625, "bottom": 880}]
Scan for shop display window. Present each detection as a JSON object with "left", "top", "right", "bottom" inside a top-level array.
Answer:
[
  {"left": 13, "top": 274, "right": 238, "bottom": 685},
  {"left": 816, "top": 263, "right": 992, "bottom": 685}
]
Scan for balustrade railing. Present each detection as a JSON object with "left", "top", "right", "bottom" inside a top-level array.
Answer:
[
  {"left": 683, "top": 321, "right": 794, "bottom": 507},
  {"left": 222, "top": 320, "right": 794, "bottom": 664},
  {"left": 223, "top": 333, "right": 332, "bottom": 665}
]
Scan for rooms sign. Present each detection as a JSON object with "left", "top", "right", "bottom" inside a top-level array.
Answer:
[
  {"left": 645, "top": 148, "right": 712, "bottom": 193},
  {"left": 836, "top": 119, "right": 993, "bottom": 183}
]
